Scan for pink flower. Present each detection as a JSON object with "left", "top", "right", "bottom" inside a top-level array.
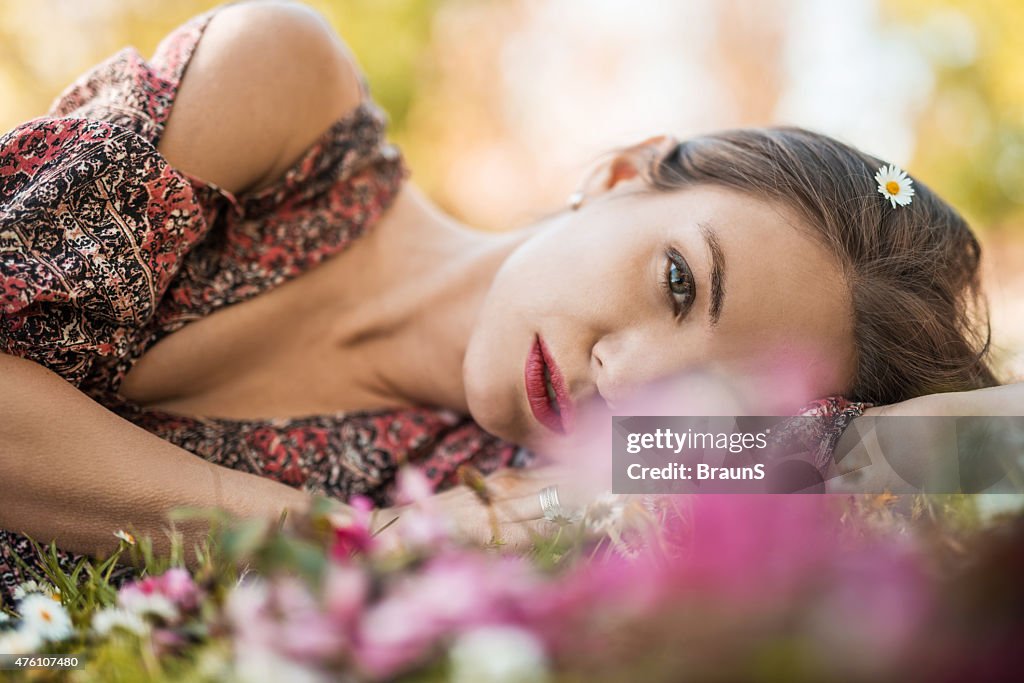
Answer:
[
  {"left": 227, "top": 577, "right": 348, "bottom": 665},
  {"left": 672, "top": 495, "right": 843, "bottom": 603},
  {"left": 331, "top": 525, "right": 374, "bottom": 561},
  {"left": 353, "top": 552, "right": 539, "bottom": 678},
  {"left": 272, "top": 577, "right": 349, "bottom": 662},
  {"left": 391, "top": 467, "right": 453, "bottom": 550},
  {"left": 330, "top": 496, "right": 375, "bottom": 561},
  {"left": 118, "top": 567, "right": 202, "bottom": 622},
  {"left": 805, "top": 538, "right": 932, "bottom": 674},
  {"left": 323, "top": 565, "right": 368, "bottom": 627},
  {"left": 226, "top": 581, "right": 276, "bottom": 648},
  {"left": 157, "top": 568, "right": 202, "bottom": 612},
  {"left": 394, "top": 467, "right": 434, "bottom": 505}
]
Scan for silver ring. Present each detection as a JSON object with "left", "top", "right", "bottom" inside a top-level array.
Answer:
[{"left": 538, "top": 485, "right": 582, "bottom": 526}]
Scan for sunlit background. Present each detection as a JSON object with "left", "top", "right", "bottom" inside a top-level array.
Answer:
[{"left": 2, "top": 0, "right": 1022, "bottom": 377}]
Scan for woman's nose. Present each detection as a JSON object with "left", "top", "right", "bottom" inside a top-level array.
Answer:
[{"left": 591, "top": 331, "right": 666, "bottom": 409}]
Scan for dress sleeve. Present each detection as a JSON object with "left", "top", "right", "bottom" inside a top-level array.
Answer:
[
  {"left": 766, "top": 396, "right": 870, "bottom": 477},
  {"left": 0, "top": 118, "right": 206, "bottom": 387}
]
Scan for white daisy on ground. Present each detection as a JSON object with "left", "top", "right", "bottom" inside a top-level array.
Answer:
[
  {"left": 92, "top": 607, "right": 149, "bottom": 637},
  {"left": 11, "top": 581, "right": 60, "bottom": 603},
  {"left": 18, "top": 594, "right": 73, "bottom": 642},
  {"left": 874, "top": 163, "right": 915, "bottom": 208},
  {"left": 584, "top": 492, "right": 627, "bottom": 536},
  {"left": 114, "top": 529, "right": 136, "bottom": 545},
  {"left": 0, "top": 628, "right": 42, "bottom": 655},
  {"left": 12, "top": 580, "right": 43, "bottom": 601},
  {"left": 118, "top": 590, "right": 179, "bottom": 622}
]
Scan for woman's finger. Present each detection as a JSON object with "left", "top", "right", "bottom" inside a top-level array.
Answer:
[
  {"left": 493, "top": 519, "right": 559, "bottom": 553},
  {"left": 490, "top": 491, "right": 546, "bottom": 523}
]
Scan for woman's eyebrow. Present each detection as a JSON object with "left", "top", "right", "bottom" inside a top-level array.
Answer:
[{"left": 699, "top": 222, "right": 726, "bottom": 326}]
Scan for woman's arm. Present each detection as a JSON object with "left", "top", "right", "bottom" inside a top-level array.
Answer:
[
  {"left": 901, "top": 383, "right": 1024, "bottom": 417},
  {"left": 1, "top": 351, "right": 552, "bottom": 558},
  {"left": 0, "top": 352, "right": 314, "bottom": 562},
  {"left": 828, "top": 384, "right": 1024, "bottom": 493}
]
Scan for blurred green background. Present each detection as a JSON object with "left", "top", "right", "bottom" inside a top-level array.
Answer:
[{"left": 2, "top": 0, "right": 1022, "bottom": 374}]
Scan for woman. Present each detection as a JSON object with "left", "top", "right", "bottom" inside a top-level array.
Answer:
[{"left": 0, "top": 2, "right": 1015, "bottom": 600}]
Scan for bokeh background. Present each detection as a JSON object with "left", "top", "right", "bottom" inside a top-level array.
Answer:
[{"left": 2, "top": 0, "right": 1022, "bottom": 377}]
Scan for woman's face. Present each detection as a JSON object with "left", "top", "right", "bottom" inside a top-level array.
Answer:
[{"left": 462, "top": 184, "right": 856, "bottom": 451}]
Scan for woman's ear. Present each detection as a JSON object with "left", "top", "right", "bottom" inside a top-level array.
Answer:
[{"left": 570, "top": 134, "right": 678, "bottom": 208}]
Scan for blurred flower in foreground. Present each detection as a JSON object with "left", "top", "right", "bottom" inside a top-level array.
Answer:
[
  {"left": 17, "top": 593, "right": 73, "bottom": 642},
  {"left": 118, "top": 567, "right": 201, "bottom": 622},
  {"left": 449, "top": 625, "right": 549, "bottom": 683},
  {"left": 354, "top": 551, "right": 539, "bottom": 678},
  {"left": 0, "top": 627, "right": 42, "bottom": 655},
  {"left": 11, "top": 579, "right": 57, "bottom": 602},
  {"left": 8, "top": 473, "right": 1020, "bottom": 680},
  {"left": 91, "top": 607, "right": 148, "bottom": 637},
  {"left": 330, "top": 495, "right": 375, "bottom": 561}
]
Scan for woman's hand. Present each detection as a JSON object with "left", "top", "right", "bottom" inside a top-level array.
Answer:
[
  {"left": 827, "top": 386, "right": 1024, "bottom": 494},
  {"left": 374, "top": 466, "right": 594, "bottom": 552}
]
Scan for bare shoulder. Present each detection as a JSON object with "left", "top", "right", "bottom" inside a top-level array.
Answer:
[{"left": 159, "top": 1, "right": 365, "bottom": 194}]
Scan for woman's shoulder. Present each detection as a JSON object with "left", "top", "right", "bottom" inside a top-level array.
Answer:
[
  {"left": 157, "top": 1, "right": 370, "bottom": 195},
  {"left": 1, "top": 3, "right": 404, "bottom": 389}
]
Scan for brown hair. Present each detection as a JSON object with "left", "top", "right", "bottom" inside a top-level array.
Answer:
[{"left": 635, "top": 127, "right": 998, "bottom": 405}]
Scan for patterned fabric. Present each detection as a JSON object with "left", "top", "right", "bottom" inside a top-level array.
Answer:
[{"left": 0, "top": 9, "right": 865, "bottom": 603}]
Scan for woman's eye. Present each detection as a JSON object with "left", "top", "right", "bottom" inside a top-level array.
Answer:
[{"left": 662, "top": 248, "right": 695, "bottom": 319}]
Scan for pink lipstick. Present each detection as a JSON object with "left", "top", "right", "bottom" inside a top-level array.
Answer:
[{"left": 524, "top": 334, "right": 574, "bottom": 434}]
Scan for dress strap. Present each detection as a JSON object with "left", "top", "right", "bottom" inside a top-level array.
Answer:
[
  {"left": 47, "top": 8, "right": 220, "bottom": 147},
  {"left": 149, "top": 8, "right": 220, "bottom": 108}
]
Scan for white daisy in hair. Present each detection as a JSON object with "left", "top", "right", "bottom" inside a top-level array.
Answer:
[
  {"left": 18, "top": 594, "right": 73, "bottom": 642},
  {"left": 875, "top": 163, "right": 915, "bottom": 208}
]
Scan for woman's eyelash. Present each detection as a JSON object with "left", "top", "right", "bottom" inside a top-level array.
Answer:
[{"left": 661, "top": 247, "right": 696, "bottom": 320}]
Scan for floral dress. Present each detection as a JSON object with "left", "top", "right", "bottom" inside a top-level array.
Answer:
[{"left": 0, "top": 9, "right": 864, "bottom": 604}]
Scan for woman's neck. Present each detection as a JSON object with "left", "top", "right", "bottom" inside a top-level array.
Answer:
[{"left": 323, "top": 183, "right": 540, "bottom": 414}]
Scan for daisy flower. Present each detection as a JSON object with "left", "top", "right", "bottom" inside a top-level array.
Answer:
[
  {"left": 114, "top": 529, "right": 137, "bottom": 545},
  {"left": 874, "top": 164, "right": 915, "bottom": 208},
  {"left": 11, "top": 580, "right": 59, "bottom": 602},
  {"left": 12, "top": 580, "right": 42, "bottom": 601},
  {"left": 0, "top": 628, "right": 41, "bottom": 655},
  {"left": 584, "top": 492, "right": 626, "bottom": 536},
  {"left": 92, "top": 607, "right": 149, "bottom": 637},
  {"left": 118, "top": 589, "right": 179, "bottom": 622},
  {"left": 18, "top": 594, "right": 73, "bottom": 642}
]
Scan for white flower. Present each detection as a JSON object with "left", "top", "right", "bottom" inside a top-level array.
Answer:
[
  {"left": 114, "top": 530, "right": 136, "bottom": 545},
  {"left": 0, "top": 628, "right": 42, "bottom": 655},
  {"left": 92, "top": 608, "right": 149, "bottom": 637},
  {"left": 17, "top": 594, "right": 73, "bottom": 642},
  {"left": 449, "top": 626, "right": 549, "bottom": 683},
  {"left": 584, "top": 492, "right": 626, "bottom": 535},
  {"left": 874, "top": 163, "right": 915, "bottom": 208},
  {"left": 234, "top": 648, "right": 332, "bottom": 683},
  {"left": 11, "top": 580, "right": 56, "bottom": 602},
  {"left": 118, "top": 591, "right": 179, "bottom": 622},
  {"left": 0, "top": 611, "right": 10, "bottom": 624}
]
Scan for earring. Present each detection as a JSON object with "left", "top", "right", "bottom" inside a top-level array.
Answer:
[{"left": 567, "top": 190, "right": 585, "bottom": 211}]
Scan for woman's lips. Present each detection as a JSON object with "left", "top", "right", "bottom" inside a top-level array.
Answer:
[{"left": 524, "top": 334, "right": 574, "bottom": 434}]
